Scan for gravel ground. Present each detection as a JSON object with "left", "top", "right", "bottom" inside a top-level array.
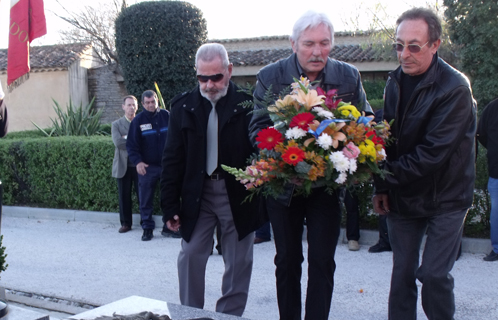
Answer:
[{"left": 1, "top": 216, "right": 496, "bottom": 320}]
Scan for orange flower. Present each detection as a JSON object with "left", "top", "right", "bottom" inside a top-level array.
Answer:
[{"left": 282, "top": 146, "right": 305, "bottom": 166}]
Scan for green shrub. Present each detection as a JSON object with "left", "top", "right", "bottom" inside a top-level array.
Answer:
[
  {"left": 115, "top": 1, "right": 207, "bottom": 103},
  {"left": 32, "top": 98, "right": 107, "bottom": 137},
  {"left": 362, "top": 80, "right": 385, "bottom": 101}
]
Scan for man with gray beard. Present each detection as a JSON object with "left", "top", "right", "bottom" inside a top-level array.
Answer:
[{"left": 160, "top": 43, "right": 264, "bottom": 316}]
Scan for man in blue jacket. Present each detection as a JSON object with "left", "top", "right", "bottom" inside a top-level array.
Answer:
[{"left": 127, "top": 90, "right": 174, "bottom": 241}]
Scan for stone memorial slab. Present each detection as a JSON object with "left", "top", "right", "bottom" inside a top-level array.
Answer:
[{"left": 70, "top": 296, "right": 250, "bottom": 320}]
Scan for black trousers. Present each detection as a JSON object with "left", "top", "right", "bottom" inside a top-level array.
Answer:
[
  {"left": 117, "top": 166, "right": 139, "bottom": 227},
  {"left": 343, "top": 189, "right": 360, "bottom": 241},
  {"left": 267, "top": 188, "right": 341, "bottom": 320}
]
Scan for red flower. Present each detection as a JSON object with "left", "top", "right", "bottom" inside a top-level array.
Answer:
[
  {"left": 289, "top": 112, "right": 315, "bottom": 130},
  {"left": 282, "top": 146, "right": 306, "bottom": 166},
  {"left": 317, "top": 87, "right": 342, "bottom": 110},
  {"left": 256, "top": 128, "right": 284, "bottom": 150},
  {"left": 366, "top": 130, "right": 385, "bottom": 146}
]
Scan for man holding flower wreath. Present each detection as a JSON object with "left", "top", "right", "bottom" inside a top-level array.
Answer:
[{"left": 249, "top": 10, "right": 373, "bottom": 320}]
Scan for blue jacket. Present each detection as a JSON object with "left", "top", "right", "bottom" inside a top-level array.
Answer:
[{"left": 127, "top": 108, "right": 169, "bottom": 166}]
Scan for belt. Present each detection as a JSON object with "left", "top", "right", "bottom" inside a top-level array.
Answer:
[{"left": 206, "top": 172, "right": 224, "bottom": 180}]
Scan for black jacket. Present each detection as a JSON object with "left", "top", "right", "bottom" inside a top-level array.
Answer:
[
  {"left": 160, "top": 82, "right": 265, "bottom": 242},
  {"left": 375, "top": 55, "right": 476, "bottom": 217},
  {"left": 477, "top": 98, "right": 498, "bottom": 179}
]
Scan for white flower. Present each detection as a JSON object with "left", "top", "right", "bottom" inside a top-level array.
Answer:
[
  {"left": 285, "top": 127, "right": 307, "bottom": 140},
  {"left": 317, "top": 133, "right": 333, "bottom": 150},
  {"left": 335, "top": 172, "right": 347, "bottom": 184},
  {"left": 349, "top": 159, "right": 357, "bottom": 174},
  {"left": 329, "top": 151, "right": 350, "bottom": 172},
  {"left": 313, "top": 106, "right": 334, "bottom": 119},
  {"left": 378, "top": 148, "right": 387, "bottom": 160}
]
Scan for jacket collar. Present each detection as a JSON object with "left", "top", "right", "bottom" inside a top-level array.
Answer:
[{"left": 391, "top": 52, "right": 439, "bottom": 87}]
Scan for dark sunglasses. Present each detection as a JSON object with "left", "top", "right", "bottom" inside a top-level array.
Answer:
[
  {"left": 196, "top": 73, "right": 224, "bottom": 83},
  {"left": 393, "top": 41, "right": 429, "bottom": 53}
]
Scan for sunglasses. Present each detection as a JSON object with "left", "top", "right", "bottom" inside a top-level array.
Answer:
[
  {"left": 196, "top": 73, "right": 224, "bottom": 83},
  {"left": 393, "top": 41, "right": 429, "bottom": 53}
]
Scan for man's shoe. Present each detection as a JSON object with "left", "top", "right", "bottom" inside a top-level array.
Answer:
[
  {"left": 348, "top": 240, "right": 360, "bottom": 251},
  {"left": 161, "top": 227, "right": 181, "bottom": 238},
  {"left": 368, "top": 242, "right": 392, "bottom": 253},
  {"left": 483, "top": 250, "right": 498, "bottom": 261},
  {"left": 254, "top": 237, "right": 271, "bottom": 244},
  {"left": 118, "top": 225, "right": 131, "bottom": 233},
  {"left": 141, "top": 229, "right": 153, "bottom": 241}
]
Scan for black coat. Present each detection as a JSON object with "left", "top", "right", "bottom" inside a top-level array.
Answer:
[
  {"left": 375, "top": 55, "right": 476, "bottom": 217},
  {"left": 160, "top": 81, "right": 265, "bottom": 242}
]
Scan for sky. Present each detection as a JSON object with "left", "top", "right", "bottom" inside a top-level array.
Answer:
[{"left": 0, "top": 0, "right": 437, "bottom": 49}]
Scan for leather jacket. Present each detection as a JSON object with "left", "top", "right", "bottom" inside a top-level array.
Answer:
[{"left": 375, "top": 55, "right": 476, "bottom": 217}]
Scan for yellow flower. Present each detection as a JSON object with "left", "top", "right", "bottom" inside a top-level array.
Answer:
[
  {"left": 337, "top": 105, "right": 361, "bottom": 120},
  {"left": 359, "top": 139, "right": 377, "bottom": 161},
  {"left": 294, "top": 89, "right": 325, "bottom": 111}
]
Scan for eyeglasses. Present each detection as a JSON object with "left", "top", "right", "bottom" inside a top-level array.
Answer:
[
  {"left": 393, "top": 41, "right": 429, "bottom": 53},
  {"left": 196, "top": 73, "right": 224, "bottom": 83}
]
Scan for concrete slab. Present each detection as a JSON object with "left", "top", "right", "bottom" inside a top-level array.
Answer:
[
  {"left": 1, "top": 304, "right": 49, "bottom": 320},
  {"left": 69, "top": 296, "right": 249, "bottom": 320}
]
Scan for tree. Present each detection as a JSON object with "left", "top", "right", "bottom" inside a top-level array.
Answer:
[
  {"left": 55, "top": 0, "right": 129, "bottom": 65},
  {"left": 444, "top": 0, "right": 498, "bottom": 108},
  {"left": 115, "top": 1, "right": 207, "bottom": 103}
]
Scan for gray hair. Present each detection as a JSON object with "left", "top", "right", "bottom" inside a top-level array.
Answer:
[
  {"left": 290, "top": 11, "right": 334, "bottom": 46},
  {"left": 195, "top": 43, "right": 229, "bottom": 68}
]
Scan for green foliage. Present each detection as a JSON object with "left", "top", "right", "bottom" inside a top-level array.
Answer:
[
  {"left": 0, "top": 137, "right": 120, "bottom": 211},
  {"left": 368, "top": 99, "right": 384, "bottom": 110},
  {"left": 32, "top": 98, "right": 107, "bottom": 137},
  {"left": 362, "top": 80, "right": 385, "bottom": 100},
  {"left": 444, "top": 0, "right": 498, "bottom": 108},
  {"left": 0, "top": 235, "right": 7, "bottom": 278},
  {"left": 115, "top": 1, "right": 207, "bottom": 103}
]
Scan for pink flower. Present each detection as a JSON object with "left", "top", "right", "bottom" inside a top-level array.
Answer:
[{"left": 342, "top": 142, "right": 361, "bottom": 159}]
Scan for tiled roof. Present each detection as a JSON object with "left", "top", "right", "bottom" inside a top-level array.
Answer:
[
  {"left": 210, "top": 32, "right": 374, "bottom": 43},
  {"left": 0, "top": 43, "right": 91, "bottom": 72},
  {"left": 228, "top": 44, "right": 389, "bottom": 67}
]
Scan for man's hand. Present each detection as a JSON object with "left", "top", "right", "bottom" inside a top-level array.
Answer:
[
  {"left": 136, "top": 162, "right": 149, "bottom": 176},
  {"left": 373, "top": 194, "right": 390, "bottom": 215},
  {"left": 166, "top": 215, "right": 181, "bottom": 232}
]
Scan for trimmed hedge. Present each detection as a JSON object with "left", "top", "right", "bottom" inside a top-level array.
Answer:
[
  {"left": 0, "top": 136, "right": 119, "bottom": 211},
  {"left": 115, "top": 1, "right": 207, "bottom": 103}
]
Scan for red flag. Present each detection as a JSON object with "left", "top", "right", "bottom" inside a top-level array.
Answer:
[{"left": 7, "top": 0, "right": 47, "bottom": 90}]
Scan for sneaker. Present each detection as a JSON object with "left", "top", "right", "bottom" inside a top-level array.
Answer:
[
  {"left": 141, "top": 229, "right": 153, "bottom": 241},
  {"left": 118, "top": 225, "right": 131, "bottom": 233},
  {"left": 483, "top": 250, "right": 498, "bottom": 261},
  {"left": 368, "top": 242, "right": 392, "bottom": 253},
  {"left": 348, "top": 240, "right": 360, "bottom": 251},
  {"left": 161, "top": 227, "right": 181, "bottom": 238}
]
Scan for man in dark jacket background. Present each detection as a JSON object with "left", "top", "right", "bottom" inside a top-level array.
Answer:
[
  {"left": 373, "top": 8, "right": 476, "bottom": 320},
  {"left": 477, "top": 98, "right": 498, "bottom": 262},
  {"left": 161, "top": 43, "right": 263, "bottom": 317},
  {"left": 0, "top": 83, "right": 7, "bottom": 138}
]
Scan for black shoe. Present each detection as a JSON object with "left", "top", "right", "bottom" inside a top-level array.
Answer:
[
  {"left": 368, "top": 242, "right": 392, "bottom": 253},
  {"left": 161, "top": 227, "right": 181, "bottom": 238},
  {"left": 483, "top": 250, "right": 498, "bottom": 261},
  {"left": 142, "top": 229, "right": 153, "bottom": 241}
]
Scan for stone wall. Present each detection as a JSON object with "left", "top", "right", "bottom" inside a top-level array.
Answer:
[{"left": 88, "top": 64, "right": 129, "bottom": 124}]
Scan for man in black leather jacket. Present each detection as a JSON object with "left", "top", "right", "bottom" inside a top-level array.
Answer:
[
  {"left": 373, "top": 8, "right": 476, "bottom": 320},
  {"left": 248, "top": 11, "right": 372, "bottom": 320}
]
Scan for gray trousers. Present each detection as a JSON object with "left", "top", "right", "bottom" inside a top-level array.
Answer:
[
  {"left": 177, "top": 179, "right": 254, "bottom": 316},
  {"left": 387, "top": 208, "right": 467, "bottom": 320}
]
